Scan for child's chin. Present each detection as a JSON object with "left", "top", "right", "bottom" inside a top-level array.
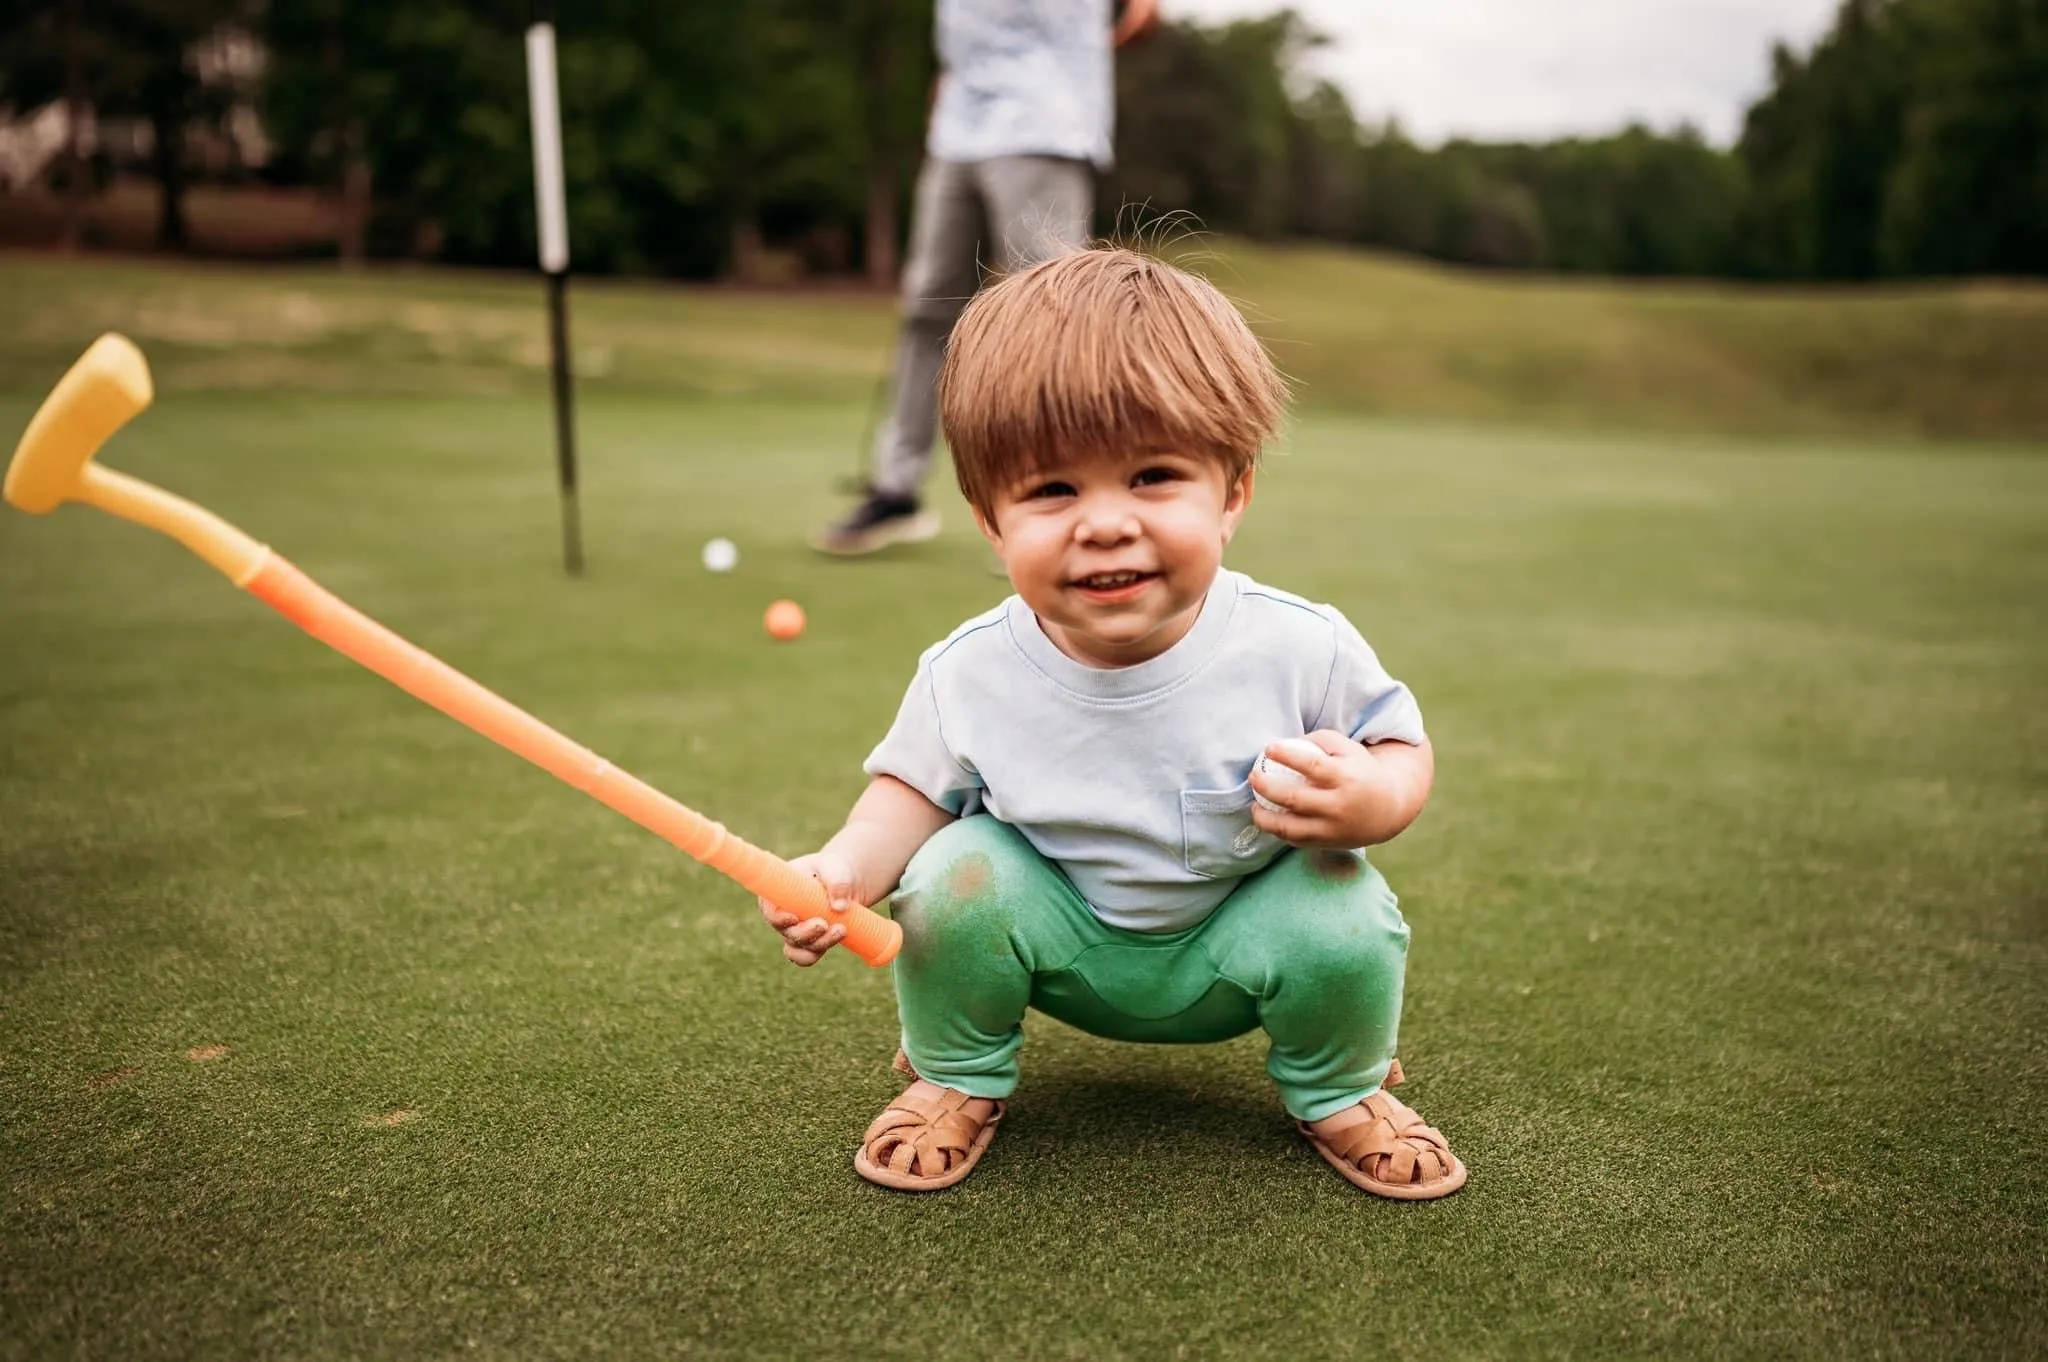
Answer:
[{"left": 1078, "top": 619, "right": 1166, "bottom": 651}]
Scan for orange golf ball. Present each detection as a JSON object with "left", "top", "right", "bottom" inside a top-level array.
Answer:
[{"left": 764, "top": 599, "right": 806, "bottom": 641}]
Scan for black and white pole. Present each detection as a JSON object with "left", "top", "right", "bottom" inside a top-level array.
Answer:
[{"left": 525, "top": 12, "right": 582, "bottom": 576}]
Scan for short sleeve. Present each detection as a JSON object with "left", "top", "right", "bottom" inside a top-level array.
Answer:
[
  {"left": 863, "top": 654, "right": 984, "bottom": 814},
  {"left": 1317, "top": 613, "right": 1427, "bottom": 746}
]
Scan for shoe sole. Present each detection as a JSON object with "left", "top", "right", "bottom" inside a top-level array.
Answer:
[{"left": 809, "top": 509, "right": 943, "bottom": 557}]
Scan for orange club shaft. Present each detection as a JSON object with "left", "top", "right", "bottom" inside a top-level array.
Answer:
[{"left": 245, "top": 555, "right": 902, "bottom": 966}]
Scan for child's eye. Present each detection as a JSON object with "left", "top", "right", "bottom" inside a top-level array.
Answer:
[
  {"left": 1026, "top": 480, "right": 1076, "bottom": 499},
  {"left": 1132, "top": 466, "right": 1181, "bottom": 487}
]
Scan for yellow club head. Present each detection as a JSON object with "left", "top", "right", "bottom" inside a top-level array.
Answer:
[{"left": 4, "top": 333, "right": 154, "bottom": 515}]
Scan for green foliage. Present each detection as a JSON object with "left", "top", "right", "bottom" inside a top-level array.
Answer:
[
  {"left": 1481, "top": 128, "right": 1746, "bottom": 275},
  {"left": 1108, "top": 13, "right": 1307, "bottom": 238},
  {"left": 253, "top": 1, "right": 924, "bottom": 276},
  {"left": 1739, "top": 0, "right": 2048, "bottom": 279},
  {"left": 1, "top": 0, "right": 258, "bottom": 246},
  {"left": 1878, "top": 0, "right": 2048, "bottom": 275},
  {"left": 1738, "top": 0, "right": 1915, "bottom": 278},
  {"left": 2, "top": 0, "right": 2040, "bottom": 279}
]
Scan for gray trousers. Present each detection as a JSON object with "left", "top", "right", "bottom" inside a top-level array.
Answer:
[{"left": 871, "top": 155, "right": 1095, "bottom": 498}]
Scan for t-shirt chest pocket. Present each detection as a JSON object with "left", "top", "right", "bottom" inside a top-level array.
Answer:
[{"left": 1179, "top": 780, "right": 1282, "bottom": 879}]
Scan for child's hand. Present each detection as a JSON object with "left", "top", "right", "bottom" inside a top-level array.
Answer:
[
  {"left": 1248, "top": 730, "right": 1432, "bottom": 849},
  {"left": 758, "top": 851, "right": 861, "bottom": 967}
]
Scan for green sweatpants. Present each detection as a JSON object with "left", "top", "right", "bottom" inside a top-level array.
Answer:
[{"left": 887, "top": 816, "right": 1410, "bottom": 1122}]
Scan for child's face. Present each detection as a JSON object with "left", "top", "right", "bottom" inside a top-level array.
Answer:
[{"left": 976, "top": 450, "right": 1253, "bottom": 668}]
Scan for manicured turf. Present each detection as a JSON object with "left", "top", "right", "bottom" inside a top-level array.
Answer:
[
  {"left": 5, "top": 248, "right": 2045, "bottom": 442},
  {"left": 3, "top": 338, "right": 2046, "bottom": 1354}
]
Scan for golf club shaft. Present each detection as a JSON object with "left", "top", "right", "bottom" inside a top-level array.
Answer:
[
  {"left": 6, "top": 332, "right": 898, "bottom": 965},
  {"left": 235, "top": 554, "right": 900, "bottom": 966}
]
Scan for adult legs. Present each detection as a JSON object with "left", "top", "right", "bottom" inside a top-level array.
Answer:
[
  {"left": 816, "top": 156, "right": 1094, "bottom": 554},
  {"left": 868, "top": 158, "right": 987, "bottom": 500}
]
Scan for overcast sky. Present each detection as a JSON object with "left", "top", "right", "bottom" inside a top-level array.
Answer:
[{"left": 1161, "top": 0, "right": 1842, "bottom": 146}]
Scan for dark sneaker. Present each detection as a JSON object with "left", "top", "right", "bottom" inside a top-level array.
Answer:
[{"left": 808, "top": 488, "right": 942, "bottom": 556}]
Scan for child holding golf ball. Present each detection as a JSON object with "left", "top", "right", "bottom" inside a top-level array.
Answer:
[{"left": 759, "top": 247, "right": 1463, "bottom": 1199}]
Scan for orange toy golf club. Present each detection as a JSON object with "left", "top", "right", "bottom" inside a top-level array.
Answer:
[{"left": 4, "top": 333, "right": 901, "bottom": 968}]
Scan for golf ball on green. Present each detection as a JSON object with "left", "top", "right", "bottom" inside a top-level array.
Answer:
[{"left": 702, "top": 537, "right": 738, "bottom": 572}]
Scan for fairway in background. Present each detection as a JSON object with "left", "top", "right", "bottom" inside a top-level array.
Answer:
[{"left": 1, "top": 247, "right": 2043, "bottom": 442}]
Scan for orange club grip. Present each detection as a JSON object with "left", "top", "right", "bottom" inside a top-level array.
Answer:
[{"left": 244, "top": 555, "right": 902, "bottom": 967}]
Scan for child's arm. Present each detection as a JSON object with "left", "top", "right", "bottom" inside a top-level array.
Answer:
[
  {"left": 1249, "top": 732, "right": 1434, "bottom": 850},
  {"left": 758, "top": 775, "right": 955, "bottom": 966}
]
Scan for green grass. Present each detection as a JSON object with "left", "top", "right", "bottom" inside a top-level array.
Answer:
[
  {"left": 2, "top": 256, "right": 2047, "bottom": 1357},
  {"left": 3, "top": 244, "right": 2045, "bottom": 440}
]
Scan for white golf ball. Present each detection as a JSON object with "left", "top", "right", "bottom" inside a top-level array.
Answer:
[
  {"left": 1252, "top": 739, "right": 1320, "bottom": 812},
  {"left": 701, "top": 537, "right": 738, "bottom": 573}
]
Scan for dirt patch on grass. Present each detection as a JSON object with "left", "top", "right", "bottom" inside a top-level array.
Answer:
[
  {"left": 88, "top": 1065, "right": 140, "bottom": 1090},
  {"left": 184, "top": 1045, "right": 230, "bottom": 1062},
  {"left": 363, "top": 1107, "right": 419, "bottom": 1128}
]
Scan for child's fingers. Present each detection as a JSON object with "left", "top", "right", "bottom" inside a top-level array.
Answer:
[
  {"left": 1254, "top": 765, "right": 1336, "bottom": 818},
  {"left": 1265, "top": 735, "right": 1336, "bottom": 787},
  {"left": 785, "top": 917, "right": 840, "bottom": 947},
  {"left": 1249, "top": 763, "right": 1301, "bottom": 812},
  {"left": 782, "top": 919, "right": 847, "bottom": 966},
  {"left": 1250, "top": 799, "right": 1297, "bottom": 839},
  {"left": 1251, "top": 799, "right": 1344, "bottom": 848},
  {"left": 762, "top": 898, "right": 842, "bottom": 945}
]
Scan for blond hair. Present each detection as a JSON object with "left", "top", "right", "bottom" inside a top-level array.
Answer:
[{"left": 938, "top": 247, "right": 1287, "bottom": 516}]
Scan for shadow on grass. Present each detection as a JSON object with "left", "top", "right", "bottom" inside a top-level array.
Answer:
[{"left": 992, "top": 1068, "right": 1295, "bottom": 1174}]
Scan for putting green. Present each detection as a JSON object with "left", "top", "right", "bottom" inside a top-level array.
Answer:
[{"left": 1, "top": 387, "right": 2044, "bottom": 1357}]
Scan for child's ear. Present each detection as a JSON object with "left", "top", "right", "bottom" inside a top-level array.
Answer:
[{"left": 1220, "top": 468, "right": 1256, "bottom": 544}]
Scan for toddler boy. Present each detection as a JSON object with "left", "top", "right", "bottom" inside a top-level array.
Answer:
[{"left": 764, "top": 248, "right": 1465, "bottom": 1199}]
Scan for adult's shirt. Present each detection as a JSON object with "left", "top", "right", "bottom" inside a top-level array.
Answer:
[{"left": 929, "top": 0, "right": 1116, "bottom": 169}]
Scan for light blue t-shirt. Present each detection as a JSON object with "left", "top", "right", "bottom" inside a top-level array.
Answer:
[
  {"left": 929, "top": 0, "right": 1115, "bottom": 168},
  {"left": 865, "top": 570, "right": 1427, "bottom": 933}
]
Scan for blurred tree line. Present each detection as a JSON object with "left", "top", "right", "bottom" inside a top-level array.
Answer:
[
  {"left": 1, "top": 0, "right": 2041, "bottom": 279},
  {"left": 1113, "top": 0, "right": 2045, "bottom": 278}
]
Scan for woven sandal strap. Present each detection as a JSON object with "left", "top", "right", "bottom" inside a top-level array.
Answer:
[
  {"left": 1375, "top": 1092, "right": 1448, "bottom": 1143},
  {"left": 878, "top": 1083, "right": 971, "bottom": 1124},
  {"left": 862, "top": 1082, "right": 996, "bottom": 1152},
  {"left": 1326, "top": 1121, "right": 1452, "bottom": 1173},
  {"left": 871, "top": 1126, "right": 973, "bottom": 1161},
  {"left": 1324, "top": 1095, "right": 1449, "bottom": 1162},
  {"left": 1326, "top": 1123, "right": 1400, "bottom": 1163},
  {"left": 911, "top": 1111, "right": 984, "bottom": 1152}
]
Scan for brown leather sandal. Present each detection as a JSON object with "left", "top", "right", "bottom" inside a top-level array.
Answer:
[
  {"left": 1299, "top": 1060, "right": 1468, "bottom": 1201},
  {"left": 854, "top": 1059, "right": 1005, "bottom": 1192}
]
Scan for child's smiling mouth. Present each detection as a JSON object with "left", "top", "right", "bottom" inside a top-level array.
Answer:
[{"left": 1069, "top": 569, "right": 1159, "bottom": 602}]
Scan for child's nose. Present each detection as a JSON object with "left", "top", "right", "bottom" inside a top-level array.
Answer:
[{"left": 1072, "top": 497, "right": 1140, "bottom": 544}]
